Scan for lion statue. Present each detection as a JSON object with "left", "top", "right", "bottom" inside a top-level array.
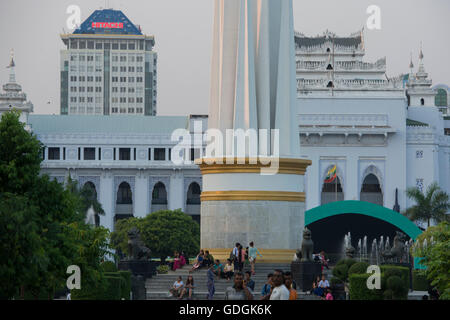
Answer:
[
  {"left": 299, "top": 228, "right": 314, "bottom": 262},
  {"left": 127, "top": 227, "right": 151, "bottom": 261}
]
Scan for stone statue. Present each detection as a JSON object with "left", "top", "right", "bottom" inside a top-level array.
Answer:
[
  {"left": 345, "top": 246, "right": 356, "bottom": 259},
  {"left": 127, "top": 227, "right": 151, "bottom": 261},
  {"left": 300, "top": 228, "right": 314, "bottom": 262},
  {"left": 382, "top": 231, "right": 407, "bottom": 262}
]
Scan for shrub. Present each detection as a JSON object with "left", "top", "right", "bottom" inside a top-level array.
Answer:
[
  {"left": 381, "top": 265, "right": 410, "bottom": 290},
  {"left": 103, "top": 276, "right": 122, "bottom": 300},
  {"left": 100, "top": 261, "right": 118, "bottom": 273},
  {"left": 348, "top": 262, "right": 370, "bottom": 276},
  {"left": 157, "top": 265, "right": 169, "bottom": 274},
  {"left": 118, "top": 271, "right": 132, "bottom": 300},
  {"left": 330, "top": 277, "right": 344, "bottom": 287},
  {"left": 385, "top": 275, "right": 407, "bottom": 300},
  {"left": 412, "top": 270, "right": 429, "bottom": 291},
  {"left": 71, "top": 279, "right": 108, "bottom": 300},
  {"left": 336, "top": 258, "right": 356, "bottom": 268},
  {"left": 349, "top": 274, "right": 382, "bottom": 300},
  {"left": 332, "top": 264, "right": 349, "bottom": 282}
]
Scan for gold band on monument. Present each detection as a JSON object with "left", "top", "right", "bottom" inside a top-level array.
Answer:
[
  {"left": 195, "top": 158, "right": 312, "bottom": 175},
  {"left": 201, "top": 191, "right": 306, "bottom": 202}
]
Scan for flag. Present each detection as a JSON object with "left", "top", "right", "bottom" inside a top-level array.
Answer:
[{"left": 324, "top": 165, "right": 337, "bottom": 183}]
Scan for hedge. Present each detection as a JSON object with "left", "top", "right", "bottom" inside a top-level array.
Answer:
[
  {"left": 412, "top": 270, "right": 429, "bottom": 291},
  {"left": 330, "top": 277, "right": 344, "bottom": 287},
  {"left": 118, "top": 271, "right": 132, "bottom": 300},
  {"left": 101, "top": 261, "right": 118, "bottom": 272},
  {"left": 380, "top": 265, "right": 410, "bottom": 292},
  {"left": 336, "top": 259, "right": 356, "bottom": 269},
  {"left": 348, "top": 262, "right": 370, "bottom": 276},
  {"left": 72, "top": 271, "right": 131, "bottom": 300},
  {"left": 349, "top": 274, "right": 383, "bottom": 300},
  {"left": 332, "top": 264, "right": 349, "bottom": 282}
]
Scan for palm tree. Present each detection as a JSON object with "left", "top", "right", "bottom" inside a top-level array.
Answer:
[{"left": 404, "top": 182, "right": 450, "bottom": 228}]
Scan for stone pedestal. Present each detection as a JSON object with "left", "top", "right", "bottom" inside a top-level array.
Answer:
[
  {"left": 131, "top": 275, "right": 146, "bottom": 300},
  {"left": 291, "top": 261, "right": 322, "bottom": 292},
  {"left": 118, "top": 260, "right": 156, "bottom": 280}
]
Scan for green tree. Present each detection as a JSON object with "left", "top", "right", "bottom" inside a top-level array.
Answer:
[
  {"left": 66, "top": 177, "right": 105, "bottom": 227},
  {"left": 110, "top": 210, "right": 200, "bottom": 261},
  {"left": 0, "top": 110, "right": 42, "bottom": 194},
  {"left": 0, "top": 193, "right": 40, "bottom": 299},
  {"left": 404, "top": 182, "right": 450, "bottom": 228},
  {"left": 0, "top": 110, "right": 113, "bottom": 299},
  {"left": 412, "top": 222, "right": 450, "bottom": 300}
]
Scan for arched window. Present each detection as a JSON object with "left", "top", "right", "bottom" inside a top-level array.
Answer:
[
  {"left": 117, "top": 182, "right": 132, "bottom": 204},
  {"left": 321, "top": 176, "right": 344, "bottom": 205},
  {"left": 435, "top": 89, "right": 448, "bottom": 106},
  {"left": 186, "top": 182, "right": 201, "bottom": 205},
  {"left": 83, "top": 181, "right": 97, "bottom": 200},
  {"left": 326, "top": 64, "right": 333, "bottom": 70},
  {"left": 360, "top": 174, "right": 383, "bottom": 206},
  {"left": 327, "top": 81, "right": 334, "bottom": 88},
  {"left": 420, "top": 98, "right": 425, "bottom": 106},
  {"left": 152, "top": 182, "right": 167, "bottom": 205}
]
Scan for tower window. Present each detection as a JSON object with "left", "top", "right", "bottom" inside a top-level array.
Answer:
[{"left": 421, "top": 98, "right": 425, "bottom": 106}]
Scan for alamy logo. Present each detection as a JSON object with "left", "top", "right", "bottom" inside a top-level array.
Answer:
[
  {"left": 66, "top": 5, "right": 81, "bottom": 30},
  {"left": 66, "top": 265, "right": 81, "bottom": 290},
  {"left": 366, "top": 5, "right": 381, "bottom": 30},
  {"left": 366, "top": 265, "right": 381, "bottom": 290},
  {"left": 171, "top": 121, "right": 281, "bottom": 175}
]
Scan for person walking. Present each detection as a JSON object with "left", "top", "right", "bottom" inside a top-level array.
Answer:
[
  {"left": 238, "top": 244, "right": 245, "bottom": 272},
  {"left": 231, "top": 243, "right": 240, "bottom": 271},
  {"left": 207, "top": 265, "right": 215, "bottom": 300},
  {"left": 248, "top": 242, "right": 263, "bottom": 275}
]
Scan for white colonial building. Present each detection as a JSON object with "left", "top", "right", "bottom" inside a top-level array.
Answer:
[
  {"left": 295, "top": 30, "right": 450, "bottom": 217},
  {"left": 2, "top": 29, "right": 449, "bottom": 233}
]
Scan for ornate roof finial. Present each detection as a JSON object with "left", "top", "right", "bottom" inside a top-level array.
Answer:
[
  {"left": 409, "top": 52, "right": 414, "bottom": 70},
  {"left": 419, "top": 41, "right": 424, "bottom": 60},
  {"left": 6, "top": 49, "right": 16, "bottom": 83}
]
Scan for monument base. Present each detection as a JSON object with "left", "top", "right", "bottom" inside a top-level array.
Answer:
[
  {"left": 130, "top": 275, "right": 146, "bottom": 300},
  {"left": 291, "top": 261, "right": 322, "bottom": 292},
  {"left": 201, "top": 200, "right": 305, "bottom": 251},
  {"left": 118, "top": 260, "right": 156, "bottom": 280},
  {"left": 207, "top": 248, "right": 296, "bottom": 263}
]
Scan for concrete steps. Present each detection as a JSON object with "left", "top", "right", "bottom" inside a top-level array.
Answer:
[{"left": 146, "top": 263, "right": 322, "bottom": 300}]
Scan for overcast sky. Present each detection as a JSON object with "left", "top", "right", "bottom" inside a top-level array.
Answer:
[{"left": 0, "top": 0, "right": 449, "bottom": 116}]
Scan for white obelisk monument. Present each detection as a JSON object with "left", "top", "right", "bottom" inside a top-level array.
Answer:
[{"left": 197, "top": 0, "right": 311, "bottom": 262}]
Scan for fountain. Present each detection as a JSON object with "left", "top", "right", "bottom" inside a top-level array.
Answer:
[
  {"left": 363, "top": 236, "right": 368, "bottom": 261},
  {"left": 370, "top": 239, "right": 379, "bottom": 265},
  {"left": 357, "top": 239, "right": 362, "bottom": 261},
  {"left": 379, "top": 236, "right": 384, "bottom": 256},
  {"left": 385, "top": 237, "right": 390, "bottom": 256}
]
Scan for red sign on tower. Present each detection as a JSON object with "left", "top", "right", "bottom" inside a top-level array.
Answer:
[{"left": 92, "top": 22, "right": 123, "bottom": 29}]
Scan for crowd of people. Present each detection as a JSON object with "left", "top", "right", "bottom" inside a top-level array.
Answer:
[{"left": 166, "top": 243, "right": 335, "bottom": 300}]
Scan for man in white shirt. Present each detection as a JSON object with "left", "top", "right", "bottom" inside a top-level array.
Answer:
[
  {"left": 318, "top": 275, "right": 330, "bottom": 288},
  {"left": 269, "top": 270, "right": 290, "bottom": 300}
]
